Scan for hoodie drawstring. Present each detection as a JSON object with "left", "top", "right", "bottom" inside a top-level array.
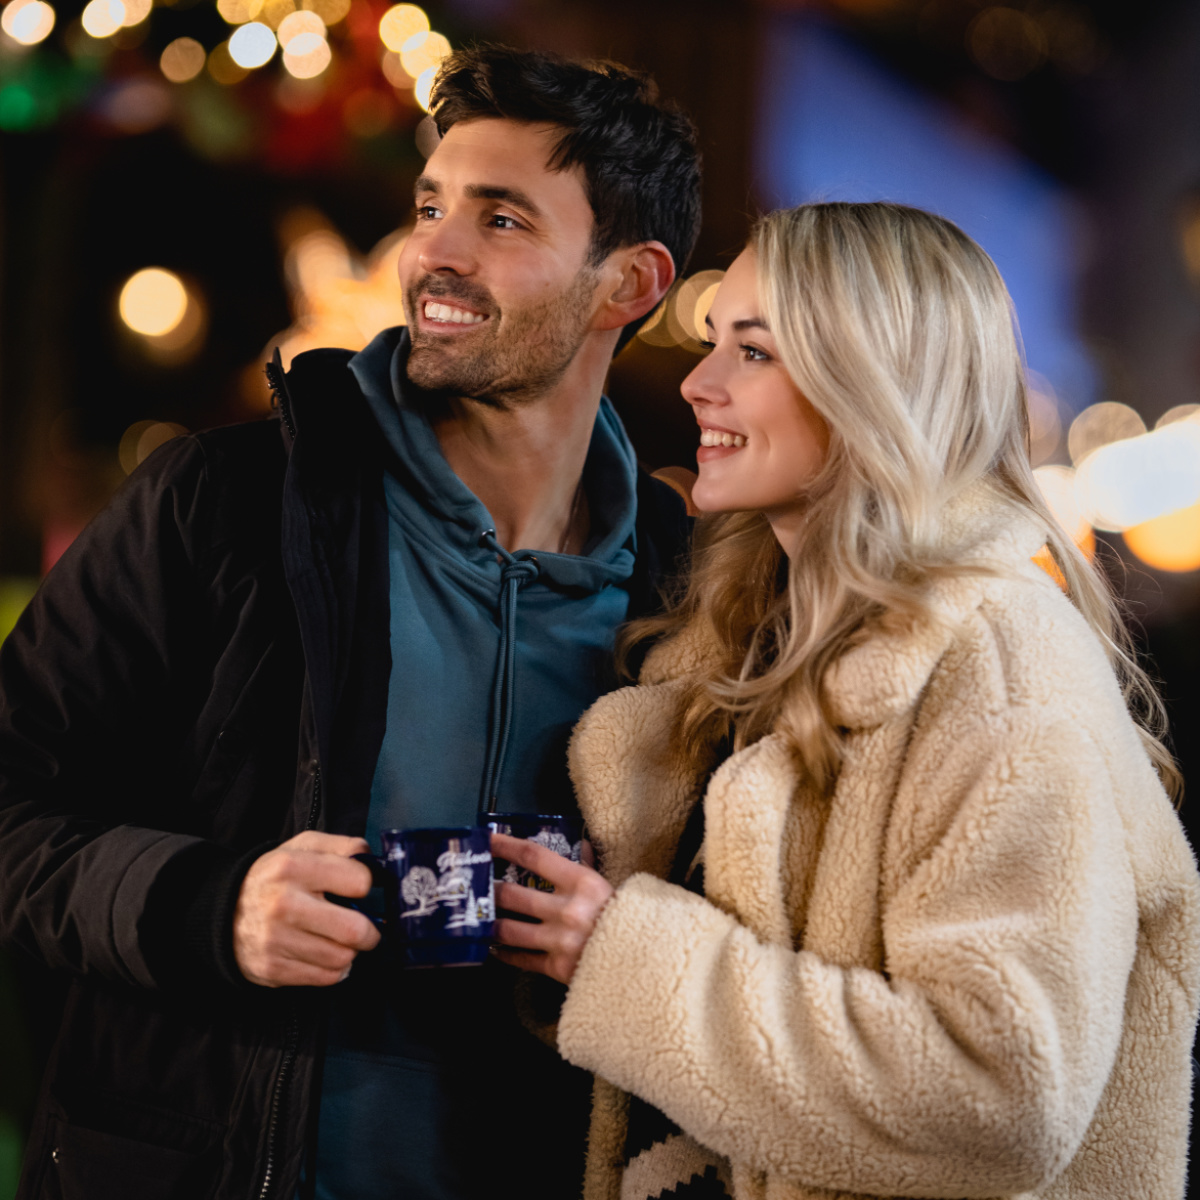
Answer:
[{"left": 478, "top": 530, "right": 540, "bottom": 815}]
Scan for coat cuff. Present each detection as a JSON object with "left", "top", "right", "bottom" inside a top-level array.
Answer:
[
  {"left": 140, "top": 840, "right": 278, "bottom": 991},
  {"left": 558, "top": 872, "right": 735, "bottom": 1090}
]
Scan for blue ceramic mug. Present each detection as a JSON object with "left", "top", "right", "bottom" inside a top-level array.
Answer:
[
  {"left": 486, "top": 813, "right": 585, "bottom": 892},
  {"left": 359, "top": 826, "right": 495, "bottom": 968}
]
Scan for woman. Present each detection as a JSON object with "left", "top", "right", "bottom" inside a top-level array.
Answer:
[{"left": 490, "top": 202, "right": 1200, "bottom": 1200}]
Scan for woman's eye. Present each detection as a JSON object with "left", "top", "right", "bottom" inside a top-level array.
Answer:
[
  {"left": 741, "top": 345, "right": 769, "bottom": 362},
  {"left": 697, "top": 339, "right": 715, "bottom": 351}
]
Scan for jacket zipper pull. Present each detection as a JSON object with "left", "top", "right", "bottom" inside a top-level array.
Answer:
[{"left": 265, "top": 347, "right": 297, "bottom": 443}]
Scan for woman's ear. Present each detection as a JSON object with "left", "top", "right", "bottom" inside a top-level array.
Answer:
[{"left": 593, "top": 241, "right": 676, "bottom": 332}]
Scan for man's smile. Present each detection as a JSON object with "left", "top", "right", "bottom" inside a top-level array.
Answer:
[{"left": 421, "top": 300, "right": 489, "bottom": 327}]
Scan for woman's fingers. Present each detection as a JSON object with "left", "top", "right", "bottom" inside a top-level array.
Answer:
[
  {"left": 494, "top": 879, "right": 559, "bottom": 920},
  {"left": 493, "top": 915, "right": 552, "bottom": 950},
  {"left": 490, "top": 832, "right": 586, "bottom": 889},
  {"left": 488, "top": 833, "right": 616, "bottom": 985}
]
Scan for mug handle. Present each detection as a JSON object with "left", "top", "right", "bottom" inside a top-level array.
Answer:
[{"left": 347, "top": 852, "right": 389, "bottom": 933}]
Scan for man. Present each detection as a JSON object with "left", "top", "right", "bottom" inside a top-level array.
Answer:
[{"left": 0, "top": 47, "right": 701, "bottom": 1199}]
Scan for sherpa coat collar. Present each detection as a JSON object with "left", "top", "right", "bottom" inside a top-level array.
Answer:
[{"left": 558, "top": 487, "right": 1200, "bottom": 1200}]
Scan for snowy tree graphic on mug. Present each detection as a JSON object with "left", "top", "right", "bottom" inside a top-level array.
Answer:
[{"left": 400, "top": 866, "right": 439, "bottom": 917}]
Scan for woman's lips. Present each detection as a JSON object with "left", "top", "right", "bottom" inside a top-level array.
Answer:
[
  {"left": 696, "top": 427, "right": 748, "bottom": 464},
  {"left": 699, "top": 427, "right": 747, "bottom": 448}
]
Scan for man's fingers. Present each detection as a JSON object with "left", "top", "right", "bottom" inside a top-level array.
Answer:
[
  {"left": 268, "top": 847, "right": 374, "bottom": 900},
  {"left": 285, "top": 831, "right": 371, "bottom": 858},
  {"left": 279, "top": 928, "right": 365, "bottom": 973},
  {"left": 290, "top": 891, "right": 381, "bottom": 951}
]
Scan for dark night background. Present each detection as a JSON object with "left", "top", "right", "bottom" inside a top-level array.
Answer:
[{"left": 1, "top": 0, "right": 1199, "bottom": 1191}]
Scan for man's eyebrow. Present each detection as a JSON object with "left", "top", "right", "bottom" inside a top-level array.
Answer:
[
  {"left": 411, "top": 176, "right": 544, "bottom": 220},
  {"left": 464, "top": 184, "right": 544, "bottom": 218}
]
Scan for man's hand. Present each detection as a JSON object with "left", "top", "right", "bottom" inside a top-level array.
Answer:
[
  {"left": 233, "top": 831, "right": 381, "bottom": 987},
  {"left": 489, "top": 831, "right": 614, "bottom": 986}
]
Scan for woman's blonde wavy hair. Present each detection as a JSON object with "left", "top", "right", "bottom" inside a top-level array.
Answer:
[{"left": 623, "top": 201, "right": 1180, "bottom": 800}]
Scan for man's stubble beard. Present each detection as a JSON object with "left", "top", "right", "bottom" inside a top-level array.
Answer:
[{"left": 404, "top": 265, "right": 600, "bottom": 410}]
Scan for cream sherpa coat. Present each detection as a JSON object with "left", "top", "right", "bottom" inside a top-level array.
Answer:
[{"left": 557, "top": 489, "right": 1200, "bottom": 1200}]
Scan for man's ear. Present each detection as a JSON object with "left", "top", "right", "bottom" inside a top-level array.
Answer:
[{"left": 593, "top": 241, "right": 676, "bottom": 332}]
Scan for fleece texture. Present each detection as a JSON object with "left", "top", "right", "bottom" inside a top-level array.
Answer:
[{"left": 558, "top": 486, "right": 1200, "bottom": 1200}]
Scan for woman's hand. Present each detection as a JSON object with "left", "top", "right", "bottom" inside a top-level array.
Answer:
[{"left": 489, "top": 831, "right": 614, "bottom": 985}]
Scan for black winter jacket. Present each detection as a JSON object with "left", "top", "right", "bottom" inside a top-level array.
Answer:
[{"left": 0, "top": 347, "right": 690, "bottom": 1200}]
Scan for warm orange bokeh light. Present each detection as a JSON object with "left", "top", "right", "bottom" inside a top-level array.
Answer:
[{"left": 1122, "top": 502, "right": 1200, "bottom": 573}]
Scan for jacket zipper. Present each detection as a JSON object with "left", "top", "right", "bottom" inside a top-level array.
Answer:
[
  {"left": 257, "top": 762, "right": 322, "bottom": 1200},
  {"left": 265, "top": 349, "right": 297, "bottom": 441}
]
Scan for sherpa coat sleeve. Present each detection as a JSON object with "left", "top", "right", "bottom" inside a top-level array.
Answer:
[{"left": 557, "top": 700, "right": 1140, "bottom": 1197}]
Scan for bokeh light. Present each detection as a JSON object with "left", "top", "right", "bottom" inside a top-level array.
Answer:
[
  {"left": 119, "top": 268, "right": 187, "bottom": 337},
  {"left": 1123, "top": 501, "right": 1200, "bottom": 573},
  {"left": 2, "top": 0, "right": 56, "bottom": 45},
  {"left": 301, "top": 0, "right": 348, "bottom": 25},
  {"left": 966, "top": 6, "right": 1047, "bottom": 81},
  {"left": 1033, "top": 464, "right": 1092, "bottom": 549},
  {"left": 673, "top": 270, "right": 725, "bottom": 341},
  {"left": 160, "top": 36, "right": 205, "bottom": 82},
  {"left": 1067, "top": 401, "right": 1145, "bottom": 466},
  {"left": 118, "top": 420, "right": 188, "bottom": 476},
  {"left": 379, "top": 3, "right": 426, "bottom": 53},
  {"left": 381, "top": 51, "right": 412, "bottom": 89},
  {"left": 260, "top": 0, "right": 293, "bottom": 29},
  {"left": 413, "top": 65, "right": 436, "bottom": 112},
  {"left": 282, "top": 31, "right": 329, "bottom": 78},
  {"left": 1156, "top": 404, "right": 1200, "bottom": 429},
  {"left": 216, "top": 0, "right": 261, "bottom": 23},
  {"left": 276, "top": 8, "right": 322, "bottom": 48},
  {"left": 100, "top": 77, "right": 171, "bottom": 132},
  {"left": 119, "top": 0, "right": 150, "bottom": 27},
  {"left": 1075, "top": 419, "right": 1200, "bottom": 531},
  {"left": 208, "top": 40, "right": 249, "bottom": 84},
  {"left": 638, "top": 285, "right": 687, "bottom": 348},
  {"left": 400, "top": 29, "right": 450, "bottom": 78},
  {"left": 265, "top": 211, "right": 410, "bottom": 371},
  {"left": 228, "top": 21, "right": 275, "bottom": 68},
  {"left": 80, "top": 0, "right": 124, "bottom": 39},
  {"left": 1026, "top": 372, "right": 1061, "bottom": 466}
]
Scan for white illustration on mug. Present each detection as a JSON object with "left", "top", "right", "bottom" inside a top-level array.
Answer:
[{"left": 400, "top": 866, "right": 439, "bottom": 917}]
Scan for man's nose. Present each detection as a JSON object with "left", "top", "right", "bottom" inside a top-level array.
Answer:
[{"left": 415, "top": 213, "right": 477, "bottom": 276}]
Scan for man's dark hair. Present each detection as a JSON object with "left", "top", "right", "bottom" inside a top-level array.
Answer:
[{"left": 430, "top": 45, "right": 702, "bottom": 350}]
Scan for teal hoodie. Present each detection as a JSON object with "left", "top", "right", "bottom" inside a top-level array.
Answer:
[{"left": 313, "top": 327, "right": 640, "bottom": 1200}]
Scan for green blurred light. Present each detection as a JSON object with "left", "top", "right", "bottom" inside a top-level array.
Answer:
[
  {"left": 0, "top": 85, "right": 37, "bottom": 131},
  {"left": 0, "top": 579, "right": 37, "bottom": 643}
]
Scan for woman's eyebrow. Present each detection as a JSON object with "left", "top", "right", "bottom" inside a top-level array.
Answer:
[{"left": 705, "top": 314, "right": 772, "bottom": 333}]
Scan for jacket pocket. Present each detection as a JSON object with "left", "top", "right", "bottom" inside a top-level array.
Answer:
[{"left": 36, "top": 1113, "right": 221, "bottom": 1200}]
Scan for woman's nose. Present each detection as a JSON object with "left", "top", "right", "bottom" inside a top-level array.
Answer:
[{"left": 681, "top": 352, "right": 725, "bottom": 410}]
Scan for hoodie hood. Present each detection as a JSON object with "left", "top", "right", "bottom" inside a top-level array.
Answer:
[{"left": 349, "top": 326, "right": 637, "bottom": 593}]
